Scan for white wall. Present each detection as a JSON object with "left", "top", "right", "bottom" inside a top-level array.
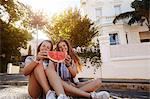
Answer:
[
  {"left": 80, "top": 0, "right": 150, "bottom": 79},
  {"left": 102, "top": 59, "right": 150, "bottom": 79}
]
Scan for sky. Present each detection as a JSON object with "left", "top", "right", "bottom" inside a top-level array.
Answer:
[
  {"left": 21, "top": 0, "right": 80, "bottom": 15},
  {"left": 20, "top": 0, "right": 80, "bottom": 39}
]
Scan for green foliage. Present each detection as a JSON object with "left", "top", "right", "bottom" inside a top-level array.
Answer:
[
  {"left": 46, "top": 8, "right": 98, "bottom": 47},
  {"left": 77, "top": 50, "right": 102, "bottom": 68},
  {"left": 0, "top": 0, "right": 32, "bottom": 72},
  {"left": 0, "top": 20, "right": 32, "bottom": 60},
  {"left": 0, "top": 0, "right": 31, "bottom": 24},
  {"left": 113, "top": 0, "right": 150, "bottom": 30}
]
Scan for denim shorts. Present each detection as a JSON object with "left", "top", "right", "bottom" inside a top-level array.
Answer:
[{"left": 43, "top": 60, "right": 53, "bottom": 69}]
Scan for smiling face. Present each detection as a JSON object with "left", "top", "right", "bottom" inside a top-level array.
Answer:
[
  {"left": 39, "top": 41, "right": 52, "bottom": 52},
  {"left": 58, "top": 41, "right": 68, "bottom": 52}
]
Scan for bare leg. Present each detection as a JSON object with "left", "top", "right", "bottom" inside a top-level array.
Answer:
[
  {"left": 78, "top": 78, "right": 102, "bottom": 92},
  {"left": 34, "top": 63, "right": 51, "bottom": 94},
  {"left": 28, "top": 72, "right": 42, "bottom": 98},
  {"left": 61, "top": 80, "right": 91, "bottom": 98},
  {"left": 45, "top": 64, "right": 65, "bottom": 96}
]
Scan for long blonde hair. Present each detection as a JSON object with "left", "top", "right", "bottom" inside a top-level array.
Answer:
[{"left": 56, "top": 39, "right": 83, "bottom": 72}]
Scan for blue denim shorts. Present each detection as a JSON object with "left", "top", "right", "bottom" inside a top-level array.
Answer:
[{"left": 43, "top": 60, "right": 53, "bottom": 69}]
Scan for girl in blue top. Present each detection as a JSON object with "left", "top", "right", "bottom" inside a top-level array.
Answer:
[{"left": 46, "top": 39, "right": 110, "bottom": 99}]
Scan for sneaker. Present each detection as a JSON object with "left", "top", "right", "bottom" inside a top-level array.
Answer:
[
  {"left": 57, "top": 94, "right": 69, "bottom": 99},
  {"left": 91, "top": 91, "right": 110, "bottom": 99},
  {"left": 46, "top": 90, "right": 56, "bottom": 99}
]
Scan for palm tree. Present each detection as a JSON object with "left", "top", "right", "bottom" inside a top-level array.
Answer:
[{"left": 113, "top": 0, "right": 150, "bottom": 31}]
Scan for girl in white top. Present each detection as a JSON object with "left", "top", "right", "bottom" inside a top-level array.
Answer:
[{"left": 23, "top": 40, "right": 68, "bottom": 99}]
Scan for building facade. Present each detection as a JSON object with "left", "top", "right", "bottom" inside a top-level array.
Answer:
[{"left": 79, "top": 0, "right": 150, "bottom": 79}]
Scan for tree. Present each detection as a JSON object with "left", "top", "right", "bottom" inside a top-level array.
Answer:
[
  {"left": 45, "top": 8, "right": 98, "bottom": 47},
  {"left": 30, "top": 11, "right": 48, "bottom": 29},
  {"left": 113, "top": 0, "right": 150, "bottom": 31},
  {"left": 0, "top": 0, "right": 32, "bottom": 72},
  {"left": 29, "top": 10, "right": 48, "bottom": 56}
]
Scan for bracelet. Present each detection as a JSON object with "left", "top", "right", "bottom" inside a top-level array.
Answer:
[{"left": 66, "top": 60, "right": 72, "bottom": 68}]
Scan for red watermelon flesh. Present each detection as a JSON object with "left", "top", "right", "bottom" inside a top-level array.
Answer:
[{"left": 48, "top": 51, "right": 66, "bottom": 62}]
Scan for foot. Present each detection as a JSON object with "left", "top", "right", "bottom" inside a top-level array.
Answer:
[
  {"left": 57, "top": 94, "right": 69, "bottom": 99},
  {"left": 46, "top": 90, "right": 56, "bottom": 99},
  {"left": 91, "top": 91, "right": 110, "bottom": 99}
]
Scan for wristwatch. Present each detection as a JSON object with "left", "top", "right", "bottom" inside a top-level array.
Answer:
[{"left": 66, "top": 60, "right": 72, "bottom": 68}]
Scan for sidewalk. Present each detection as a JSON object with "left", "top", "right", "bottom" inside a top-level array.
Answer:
[
  {"left": 0, "top": 73, "right": 149, "bottom": 99},
  {"left": 0, "top": 86, "right": 31, "bottom": 99}
]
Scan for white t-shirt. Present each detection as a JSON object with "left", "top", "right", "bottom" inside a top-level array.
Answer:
[{"left": 25, "top": 56, "right": 52, "bottom": 69}]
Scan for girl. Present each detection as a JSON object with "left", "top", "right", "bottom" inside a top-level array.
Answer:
[
  {"left": 23, "top": 40, "right": 68, "bottom": 99},
  {"left": 46, "top": 39, "right": 110, "bottom": 99}
]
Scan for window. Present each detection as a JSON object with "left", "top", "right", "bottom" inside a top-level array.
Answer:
[
  {"left": 109, "top": 33, "right": 119, "bottom": 45},
  {"left": 95, "top": 8, "right": 102, "bottom": 19},
  {"left": 114, "top": 5, "right": 121, "bottom": 15}
]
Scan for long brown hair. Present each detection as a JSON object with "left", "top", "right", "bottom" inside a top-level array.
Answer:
[
  {"left": 37, "top": 40, "right": 53, "bottom": 53},
  {"left": 56, "top": 39, "right": 83, "bottom": 72}
]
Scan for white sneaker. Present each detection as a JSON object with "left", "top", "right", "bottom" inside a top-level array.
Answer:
[
  {"left": 57, "top": 94, "right": 69, "bottom": 99},
  {"left": 46, "top": 90, "right": 56, "bottom": 99},
  {"left": 91, "top": 91, "right": 110, "bottom": 99}
]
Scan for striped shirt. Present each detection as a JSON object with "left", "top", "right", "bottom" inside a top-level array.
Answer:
[{"left": 57, "top": 62, "right": 73, "bottom": 82}]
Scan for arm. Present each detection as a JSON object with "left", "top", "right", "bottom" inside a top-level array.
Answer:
[
  {"left": 22, "top": 60, "right": 39, "bottom": 76},
  {"left": 23, "top": 51, "right": 48, "bottom": 76},
  {"left": 66, "top": 60, "right": 78, "bottom": 78}
]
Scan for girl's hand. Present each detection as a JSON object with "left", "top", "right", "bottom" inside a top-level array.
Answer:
[
  {"left": 36, "top": 51, "right": 48, "bottom": 60},
  {"left": 62, "top": 48, "right": 72, "bottom": 67},
  {"left": 65, "top": 55, "right": 72, "bottom": 67}
]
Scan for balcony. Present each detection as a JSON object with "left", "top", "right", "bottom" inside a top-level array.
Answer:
[
  {"left": 110, "top": 42, "right": 150, "bottom": 60},
  {"left": 96, "top": 16, "right": 117, "bottom": 24}
]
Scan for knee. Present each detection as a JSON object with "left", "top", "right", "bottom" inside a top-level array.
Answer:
[
  {"left": 34, "top": 64, "right": 44, "bottom": 72},
  {"left": 28, "top": 89, "right": 41, "bottom": 98}
]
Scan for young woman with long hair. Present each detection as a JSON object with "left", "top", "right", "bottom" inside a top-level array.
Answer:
[
  {"left": 45, "top": 39, "right": 110, "bottom": 99},
  {"left": 23, "top": 40, "right": 68, "bottom": 99}
]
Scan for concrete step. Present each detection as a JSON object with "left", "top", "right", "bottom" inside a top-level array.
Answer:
[{"left": 0, "top": 86, "right": 31, "bottom": 99}]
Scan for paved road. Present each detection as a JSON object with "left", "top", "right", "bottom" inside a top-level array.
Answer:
[
  {"left": 0, "top": 85, "right": 149, "bottom": 99},
  {"left": 0, "top": 74, "right": 149, "bottom": 99},
  {"left": 0, "top": 85, "right": 31, "bottom": 99}
]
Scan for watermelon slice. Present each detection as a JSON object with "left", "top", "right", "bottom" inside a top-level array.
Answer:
[{"left": 48, "top": 51, "right": 66, "bottom": 62}]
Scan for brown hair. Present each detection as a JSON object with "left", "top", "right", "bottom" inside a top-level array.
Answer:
[
  {"left": 37, "top": 40, "right": 53, "bottom": 53},
  {"left": 56, "top": 39, "right": 83, "bottom": 72}
]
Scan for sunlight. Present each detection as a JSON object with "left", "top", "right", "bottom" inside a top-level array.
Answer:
[
  {"left": 20, "top": 0, "right": 80, "bottom": 16},
  {"left": 20, "top": 0, "right": 80, "bottom": 39}
]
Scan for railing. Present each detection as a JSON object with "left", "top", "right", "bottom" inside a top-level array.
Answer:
[
  {"left": 110, "top": 42, "right": 150, "bottom": 59},
  {"left": 96, "top": 16, "right": 116, "bottom": 24}
]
